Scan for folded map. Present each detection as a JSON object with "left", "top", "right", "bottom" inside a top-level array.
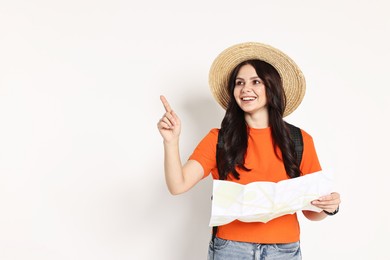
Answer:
[{"left": 209, "top": 171, "right": 334, "bottom": 226}]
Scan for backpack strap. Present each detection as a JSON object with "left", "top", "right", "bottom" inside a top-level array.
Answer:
[{"left": 285, "top": 123, "right": 304, "bottom": 166}]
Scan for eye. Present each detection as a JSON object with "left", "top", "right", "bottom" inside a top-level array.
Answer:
[
  {"left": 253, "top": 80, "right": 262, "bottom": 85},
  {"left": 235, "top": 80, "right": 244, "bottom": 86}
]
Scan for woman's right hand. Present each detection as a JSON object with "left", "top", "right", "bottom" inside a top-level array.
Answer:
[{"left": 157, "top": 95, "right": 181, "bottom": 143}]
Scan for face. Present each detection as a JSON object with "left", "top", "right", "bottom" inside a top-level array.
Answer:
[{"left": 233, "top": 64, "right": 268, "bottom": 116}]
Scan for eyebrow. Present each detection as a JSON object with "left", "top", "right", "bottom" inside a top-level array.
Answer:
[{"left": 235, "top": 76, "right": 262, "bottom": 80}]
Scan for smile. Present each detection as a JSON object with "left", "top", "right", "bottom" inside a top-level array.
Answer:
[{"left": 241, "top": 97, "right": 256, "bottom": 101}]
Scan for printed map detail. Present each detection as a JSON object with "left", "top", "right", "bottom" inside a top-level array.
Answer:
[{"left": 209, "top": 171, "right": 333, "bottom": 226}]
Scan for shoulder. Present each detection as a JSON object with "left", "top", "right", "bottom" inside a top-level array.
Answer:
[
  {"left": 296, "top": 127, "right": 322, "bottom": 173},
  {"left": 297, "top": 127, "right": 318, "bottom": 156},
  {"left": 203, "top": 128, "right": 219, "bottom": 140},
  {"left": 286, "top": 122, "right": 314, "bottom": 142},
  {"left": 195, "top": 128, "right": 219, "bottom": 147},
  {"left": 299, "top": 128, "right": 314, "bottom": 142},
  {"left": 209, "top": 128, "right": 220, "bottom": 136}
]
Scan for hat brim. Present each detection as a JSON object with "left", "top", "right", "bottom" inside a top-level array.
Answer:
[{"left": 209, "top": 42, "right": 306, "bottom": 117}]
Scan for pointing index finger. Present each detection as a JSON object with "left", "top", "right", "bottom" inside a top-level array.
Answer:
[{"left": 160, "top": 95, "right": 172, "bottom": 112}]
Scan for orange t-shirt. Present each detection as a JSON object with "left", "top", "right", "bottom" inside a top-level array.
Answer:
[{"left": 189, "top": 126, "right": 322, "bottom": 244}]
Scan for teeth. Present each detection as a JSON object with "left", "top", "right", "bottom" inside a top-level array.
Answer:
[{"left": 242, "top": 97, "right": 255, "bottom": 101}]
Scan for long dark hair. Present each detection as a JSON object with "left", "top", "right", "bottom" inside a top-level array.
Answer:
[{"left": 217, "top": 60, "right": 301, "bottom": 180}]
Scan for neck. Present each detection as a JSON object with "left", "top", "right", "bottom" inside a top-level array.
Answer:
[{"left": 244, "top": 110, "right": 269, "bottom": 129}]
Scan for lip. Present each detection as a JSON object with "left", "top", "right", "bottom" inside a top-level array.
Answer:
[{"left": 240, "top": 96, "right": 257, "bottom": 101}]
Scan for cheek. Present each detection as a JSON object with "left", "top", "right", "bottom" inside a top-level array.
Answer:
[
  {"left": 257, "top": 86, "right": 266, "bottom": 96},
  {"left": 233, "top": 87, "right": 241, "bottom": 98},
  {"left": 262, "top": 88, "right": 268, "bottom": 103}
]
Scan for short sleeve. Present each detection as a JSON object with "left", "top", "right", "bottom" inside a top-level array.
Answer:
[
  {"left": 300, "top": 129, "right": 322, "bottom": 175},
  {"left": 188, "top": 128, "right": 219, "bottom": 179}
]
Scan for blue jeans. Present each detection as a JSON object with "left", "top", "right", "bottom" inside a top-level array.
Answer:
[{"left": 208, "top": 237, "right": 302, "bottom": 260}]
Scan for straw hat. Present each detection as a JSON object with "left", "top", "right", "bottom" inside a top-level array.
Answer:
[{"left": 209, "top": 42, "right": 306, "bottom": 117}]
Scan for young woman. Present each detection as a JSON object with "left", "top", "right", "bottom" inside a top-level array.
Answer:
[{"left": 157, "top": 42, "right": 341, "bottom": 260}]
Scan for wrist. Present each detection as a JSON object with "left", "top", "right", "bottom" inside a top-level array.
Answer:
[
  {"left": 163, "top": 138, "right": 179, "bottom": 146},
  {"left": 324, "top": 206, "right": 339, "bottom": 216}
]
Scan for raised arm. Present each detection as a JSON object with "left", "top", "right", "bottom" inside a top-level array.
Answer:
[{"left": 157, "top": 95, "right": 203, "bottom": 195}]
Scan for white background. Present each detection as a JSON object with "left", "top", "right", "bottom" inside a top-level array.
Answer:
[{"left": 0, "top": 0, "right": 389, "bottom": 259}]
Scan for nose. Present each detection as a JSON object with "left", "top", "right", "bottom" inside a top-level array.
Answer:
[{"left": 241, "top": 83, "right": 252, "bottom": 93}]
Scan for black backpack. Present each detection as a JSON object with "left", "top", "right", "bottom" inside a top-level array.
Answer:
[{"left": 211, "top": 123, "right": 304, "bottom": 243}]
